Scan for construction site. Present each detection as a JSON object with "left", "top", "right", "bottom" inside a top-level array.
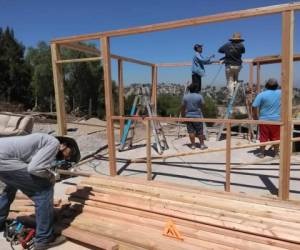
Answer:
[{"left": 1, "top": 2, "right": 300, "bottom": 250}]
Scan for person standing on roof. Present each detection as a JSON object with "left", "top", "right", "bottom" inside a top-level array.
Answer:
[
  {"left": 218, "top": 32, "right": 245, "bottom": 99},
  {"left": 192, "top": 44, "right": 214, "bottom": 92},
  {"left": 181, "top": 83, "right": 208, "bottom": 150},
  {"left": 252, "top": 78, "right": 281, "bottom": 158}
]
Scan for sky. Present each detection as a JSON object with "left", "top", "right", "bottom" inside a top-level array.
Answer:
[{"left": 1, "top": 0, "right": 300, "bottom": 87}]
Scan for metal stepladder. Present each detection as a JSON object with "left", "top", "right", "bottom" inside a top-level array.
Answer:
[
  {"left": 216, "top": 80, "right": 254, "bottom": 141},
  {"left": 119, "top": 86, "right": 169, "bottom": 154}
]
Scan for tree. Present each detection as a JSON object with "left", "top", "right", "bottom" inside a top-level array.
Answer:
[
  {"left": 26, "top": 41, "right": 53, "bottom": 111},
  {"left": 157, "top": 94, "right": 181, "bottom": 117},
  {"left": 63, "top": 47, "right": 117, "bottom": 119},
  {"left": 0, "top": 27, "right": 32, "bottom": 107},
  {"left": 202, "top": 95, "right": 218, "bottom": 119}
]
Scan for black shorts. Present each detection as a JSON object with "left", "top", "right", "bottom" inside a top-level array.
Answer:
[{"left": 186, "top": 122, "right": 203, "bottom": 136}]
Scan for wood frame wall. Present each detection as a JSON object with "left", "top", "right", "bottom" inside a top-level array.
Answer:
[{"left": 50, "top": 3, "right": 300, "bottom": 200}]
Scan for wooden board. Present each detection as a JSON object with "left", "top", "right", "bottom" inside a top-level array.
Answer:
[{"left": 63, "top": 175, "right": 300, "bottom": 249}]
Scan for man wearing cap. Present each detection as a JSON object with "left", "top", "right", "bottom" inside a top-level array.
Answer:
[
  {"left": 218, "top": 32, "right": 245, "bottom": 99},
  {"left": 192, "top": 44, "right": 214, "bottom": 92},
  {"left": 0, "top": 133, "right": 80, "bottom": 249}
]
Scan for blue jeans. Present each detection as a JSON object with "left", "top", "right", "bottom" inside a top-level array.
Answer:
[{"left": 0, "top": 168, "right": 54, "bottom": 243}]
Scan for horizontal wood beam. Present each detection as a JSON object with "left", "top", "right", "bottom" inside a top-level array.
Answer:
[
  {"left": 60, "top": 42, "right": 101, "bottom": 55},
  {"left": 111, "top": 115, "right": 283, "bottom": 125},
  {"left": 111, "top": 54, "right": 154, "bottom": 67},
  {"left": 131, "top": 137, "right": 300, "bottom": 162},
  {"left": 156, "top": 59, "right": 252, "bottom": 68},
  {"left": 56, "top": 57, "right": 102, "bottom": 64},
  {"left": 253, "top": 53, "right": 300, "bottom": 65},
  {"left": 52, "top": 2, "right": 300, "bottom": 43},
  {"left": 60, "top": 42, "right": 153, "bottom": 66}
]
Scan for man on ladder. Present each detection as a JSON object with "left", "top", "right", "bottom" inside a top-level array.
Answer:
[
  {"left": 218, "top": 32, "right": 245, "bottom": 100},
  {"left": 216, "top": 32, "right": 253, "bottom": 141}
]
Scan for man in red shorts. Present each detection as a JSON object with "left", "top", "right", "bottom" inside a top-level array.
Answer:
[{"left": 252, "top": 78, "right": 281, "bottom": 158}]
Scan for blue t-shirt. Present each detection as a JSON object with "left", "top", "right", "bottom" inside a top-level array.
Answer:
[
  {"left": 182, "top": 93, "right": 204, "bottom": 118},
  {"left": 252, "top": 89, "right": 281, "bottom": 121}
]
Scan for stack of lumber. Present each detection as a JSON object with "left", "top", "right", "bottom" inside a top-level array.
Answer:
[
  {"left": 63, "top": 175, "right": 300, "bottom": 250},
  {"left": 9, "top": 192, "right": 64, "bottom": 220}
]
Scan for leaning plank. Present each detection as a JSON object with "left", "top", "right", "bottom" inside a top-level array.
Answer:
[{"left": 62, "top": 226, "right": 118, "bottom": 250}]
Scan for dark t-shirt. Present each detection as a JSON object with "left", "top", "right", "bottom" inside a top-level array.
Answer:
[{"left": 218, "top": 42, "right": 245, "bottom": 66}]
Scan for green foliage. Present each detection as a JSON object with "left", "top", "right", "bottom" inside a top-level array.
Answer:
[
  {"left": 26, "top": 41, "right": 53, "bottom": 111},
  {"left": 0, "top": 27, "right": 32, "bottom": 107},
  {"left": 61, "top": 47, "right": 115, "bottom": 119},
  {"left": 157, "top": 94, "right": 181, "bottom": 117},
  {"left": 0, "top": 28, "right": 115, "bottom": 118},
  {"left": 202, "top": 95, "right": 218, "bottom": 118}
]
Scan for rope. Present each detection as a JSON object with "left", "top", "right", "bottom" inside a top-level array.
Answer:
[{"left": 208, "top": 63, "right": 224, "bottom": 86}]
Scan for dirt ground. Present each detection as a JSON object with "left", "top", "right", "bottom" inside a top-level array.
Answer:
[{"left": 1, "top": 120, "right": 299, "bottom": 249}]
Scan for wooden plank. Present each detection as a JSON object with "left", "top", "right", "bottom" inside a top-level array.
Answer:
[
  {"left": 130, "top": 138, "right": 300, "bottom": 162},
  {"left": 101, "top": 175, "right": 300, "bottom": 210},
  {"left": 256, "top": 63, "right": 261, "bottom": 92},
  {"left": 225, "top": 123, "right": 231, "bottom": 192},
  {"left": 118, "top": 59, "right": 125, "bottom": 140},
  {"left": 156, "top": 60, "right": 252, "bottom": 68},
  {"left": 77, "top": 179, "right": 300, "bottom": 222},
  {"left": 156, "top": 60, "right": 222, "bottom": 67},
  {"left": 146, "top": 120, "right": 152, "bottom": 180},
  {"left": 69, "top": 215, "right": 210, "bottom": 250},
  {"left": 249, "top": 63, "right": 254, "bottom": 97},
  {"left": 101, "top": 37, "right": 117, "bottom": 176},
  {"left": 69, "top": 186, "right": 300, "bottom": 227},
  {"left": 151, "top": 65, "right": 158, "bottom": 112},
  {"left": 61, "top": 42, "right": 101, "bottom": 55},
  {"left": 56, "top": 56, "right": 102, "bottom": 64},
  {"left": 50, "top": 43, "right": 67, "bottom": 135},
  {"left": 253, "top": 53, "right": 300, "bottom": 65},
  {"left": 111, "top": 54, "right": 154, "bottom": 67},
  {"left": 111, "top": 115, "right": 283, "bottom": 125},
  {"left": 61, "top": 43, "right": 153, "bottom": 66},
  {"left": 107, "top": 175, "right": 300, "bottom": 210},
  {"left": 279, "top": 10, "right": 294, "bottom": 200},
  {"left": 75, "top": 203, "right": 299, "bottom": 250},
  {"left": 52, "top": 3, "right": 300, "bottom": 43},
  {"left": 62, "top": 226, "right": 119, "bottom": 250},
  {"left": 69, "top": 193, "right": 300, "bottom": 244}
]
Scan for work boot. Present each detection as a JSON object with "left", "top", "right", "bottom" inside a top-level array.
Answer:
[
  {"left": 34, "top": 235, "right": 66, "bottom": 250},
  {"left": 200, "top": 144, "right": 208, "bottom": 150}
]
